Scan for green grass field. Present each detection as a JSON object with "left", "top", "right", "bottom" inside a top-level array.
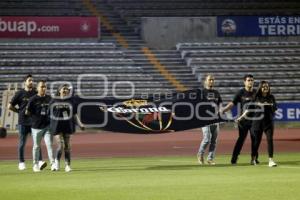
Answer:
[{"left": 1, "top": 153, "right": 300, "bottom": 200}]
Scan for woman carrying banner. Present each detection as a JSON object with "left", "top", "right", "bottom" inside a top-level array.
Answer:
[
  {"left": 197, "top": 74, "right": 222, "bottom": 165},
  {"left": 49, "top": 84, "right": 84, "bottom": 172},
  {"left": 251, "top": 81, "right": 277, "bottom": 167}
]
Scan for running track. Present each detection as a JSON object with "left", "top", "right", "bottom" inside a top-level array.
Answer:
[{"left": 0, "top": 128, "right": 299, "bottom": 160}]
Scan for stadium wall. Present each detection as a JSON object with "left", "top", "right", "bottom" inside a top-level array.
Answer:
[{"left": 141, "top": 17, "right": 300, "bottom": 49}]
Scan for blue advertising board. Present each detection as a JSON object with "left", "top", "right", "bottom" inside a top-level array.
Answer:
[
  {"left": 231, "top": 103, "right": 300, "bottom": 122},
  {"left": 274, "top": 103, "right": 300, "bottom": 121},
  {"left": 217, "top": 16, "right": 300, "bottom": 37}
]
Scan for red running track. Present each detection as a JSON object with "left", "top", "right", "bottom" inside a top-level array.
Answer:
[{"left": 0, "top": 128, "right": 299, "bottom": 161}]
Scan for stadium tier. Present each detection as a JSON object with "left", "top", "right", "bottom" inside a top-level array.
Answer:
[
  {"left": 0, "top": 0, "right": 300, "bottom": 104},
  {"left": 0, "top": 42, "right": 180, "bottom": 101},
  {"left": 104, "top": 0, "right": 300, "bottom": 34},
  {"left": 177, "top": 42, "right": 300, "bottom": 102}
]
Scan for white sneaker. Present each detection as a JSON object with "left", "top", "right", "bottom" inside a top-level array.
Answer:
[
  {"left": 207, "top": 160, "right": 216, "bottom": 165},
  {"left": 197, "top": 154, "right": 204, "bottom": 165},
  {"left": 33, "top": 164, "right": 40, "bottom": 172},
  {"left": 269, "top": 159, "right": 277, "bottom": 167},
  {"left": 51, "top": 163, "right": 56, "bottom": 171},
  {"left": 38, "top": 161, "right": 47, "bottom": 170},
  {"left": 65, "top": 165, "right": 72, "bottom": 172},
  {"left": 18, "top": 162, "right": 26, "bottom": 170},
  {"left": 54, "top": 159, "right": 60, "bottom": 171}
]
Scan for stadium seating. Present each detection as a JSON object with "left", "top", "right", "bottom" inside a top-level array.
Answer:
[
  {"left": 0, "top": 42, "right": 178, "bottom": 102},
  {"left": 105, "top": 0, "right": 300, "bottom": 34},
  {"left": 177, "top": 41, "right": 300, "bottom": 102},
  {"left": 1, "top": 0, "right": 300, "bottom": 105},
  {"left": 0, "top": 0, "right": 87, "bottom": 16}
]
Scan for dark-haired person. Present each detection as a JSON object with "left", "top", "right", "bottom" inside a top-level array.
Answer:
[
  {"left": 251, "top": 81, "right": 277, "bottom": 167},
  {"left": 220, "top": 74, "right": 258, "bottom": 165},
  {"left": 26, "top": 80, "right": 55, "bottom": 172},
  {"left": 8, "top": 74, "right": 46, "bottom": 170},
  {"left": 197, "top": 74, "right": 222, "bottom": 165},
  {"left": 50, "top": 84, "right": 84, "bottom": 172}
]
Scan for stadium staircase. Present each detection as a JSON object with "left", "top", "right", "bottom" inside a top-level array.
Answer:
[
  {"left": 85, "top": 0, "right": 200, "bottom": 92},
  {"left": 86, "top": 0, "right": 300, "bottom": 103}
]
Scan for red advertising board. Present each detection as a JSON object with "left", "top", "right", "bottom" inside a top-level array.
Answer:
[{"left": 0, "top": 16, "right": 99, "bottom": 38}]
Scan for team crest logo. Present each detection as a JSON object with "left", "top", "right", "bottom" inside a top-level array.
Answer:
[
  {"left": 123, "top": 99, "right": 148, "bottom": 107},
  {"left": 100, "top": 99, "right": 174, "bottom": 132},
  {"left": 221, "top": 19, "right": 237, "bottom": 35}
]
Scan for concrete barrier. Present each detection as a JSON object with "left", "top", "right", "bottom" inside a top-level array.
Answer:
[{"left": 141, "top": 17, "right": 300, "bottom": 50}]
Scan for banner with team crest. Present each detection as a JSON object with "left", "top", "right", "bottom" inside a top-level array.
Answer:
[{"left": 77, "top": 89, "right": 226, "bottom": 133}]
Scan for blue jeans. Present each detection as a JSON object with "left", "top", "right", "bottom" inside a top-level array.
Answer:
[
  {"left": 32, "top": 127, "right": 54, "bottom": 165},
  {"left": 198, "top": 124, "right": 219, "bottom": 161},
  {"left": 18, "top": 125, "right": 42, "bottom": 162}
]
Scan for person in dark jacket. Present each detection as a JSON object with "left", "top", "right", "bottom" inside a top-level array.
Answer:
[
  {"left": 26, "top": 80, "right": 55, "bottom": 172},
  {"left": 50, "top": 84, "right": 84, "bottom": 172},
  {"left": 251, "top": 81, "right": 278, "bottom": 167},
  {"left": 197, "top": 74, "right": 222, "bottom": 165},
  {"left": 8, "top": 74, "right": 46, "bottom": 170},
  {"left": 220, "top": 74, "right": 258, "bottom": 165}
]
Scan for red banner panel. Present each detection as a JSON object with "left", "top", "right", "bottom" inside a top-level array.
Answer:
[{"left": 0, "top": 16, "right": 99, "bottom": 38}]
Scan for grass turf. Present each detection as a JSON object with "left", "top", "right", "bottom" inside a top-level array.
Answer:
[{"left": 0, "top": 153, "right": 300, "bottom": 200}]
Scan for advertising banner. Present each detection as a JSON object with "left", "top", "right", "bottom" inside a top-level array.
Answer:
[
  {"left": 0, "top": 16, "right": 99, "bottom": 38},
  {"left": 217, "top": 16, "right": 300, "bottom": 37},
  {"left": 274, "top": 103, "right": 300, "bottom": 121}
]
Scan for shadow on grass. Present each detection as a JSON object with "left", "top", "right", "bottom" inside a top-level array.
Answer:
[
  {"left": 147, "top": 163, "right": 256, "bottom": 170},
  {"left": 148, "top": 160, "right": 300, "bottom": 170},
  {"left": 1, "top": 160, "right": 299, "bottom": 175},
  {"left": 73, "top": 160, "right": 300, "bottom": 172}
]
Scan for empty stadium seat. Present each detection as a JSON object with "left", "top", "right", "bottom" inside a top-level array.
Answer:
[{"left": 178, "top": 42, "right": 300, "bottom": 102}]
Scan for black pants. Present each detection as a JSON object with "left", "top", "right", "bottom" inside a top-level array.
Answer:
[
  {"left": 231, "top": 123, "right": 257, "bottom": 162},
  {"left": 54, "top": 133, "right": 71, "bottom": 165},
  {"left": 252, "top": 125, "right": 274, "bottom": 158}
]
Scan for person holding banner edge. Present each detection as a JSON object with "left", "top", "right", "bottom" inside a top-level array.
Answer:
[
  {"left": 251, "top": 81, "right": 277, "bottom": 167},
  {"left": 197, "top": 74, "right": 222, "bottom": 165},
  {"left": 220, "top": 74, "right": 258, "bottom": 165}
]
